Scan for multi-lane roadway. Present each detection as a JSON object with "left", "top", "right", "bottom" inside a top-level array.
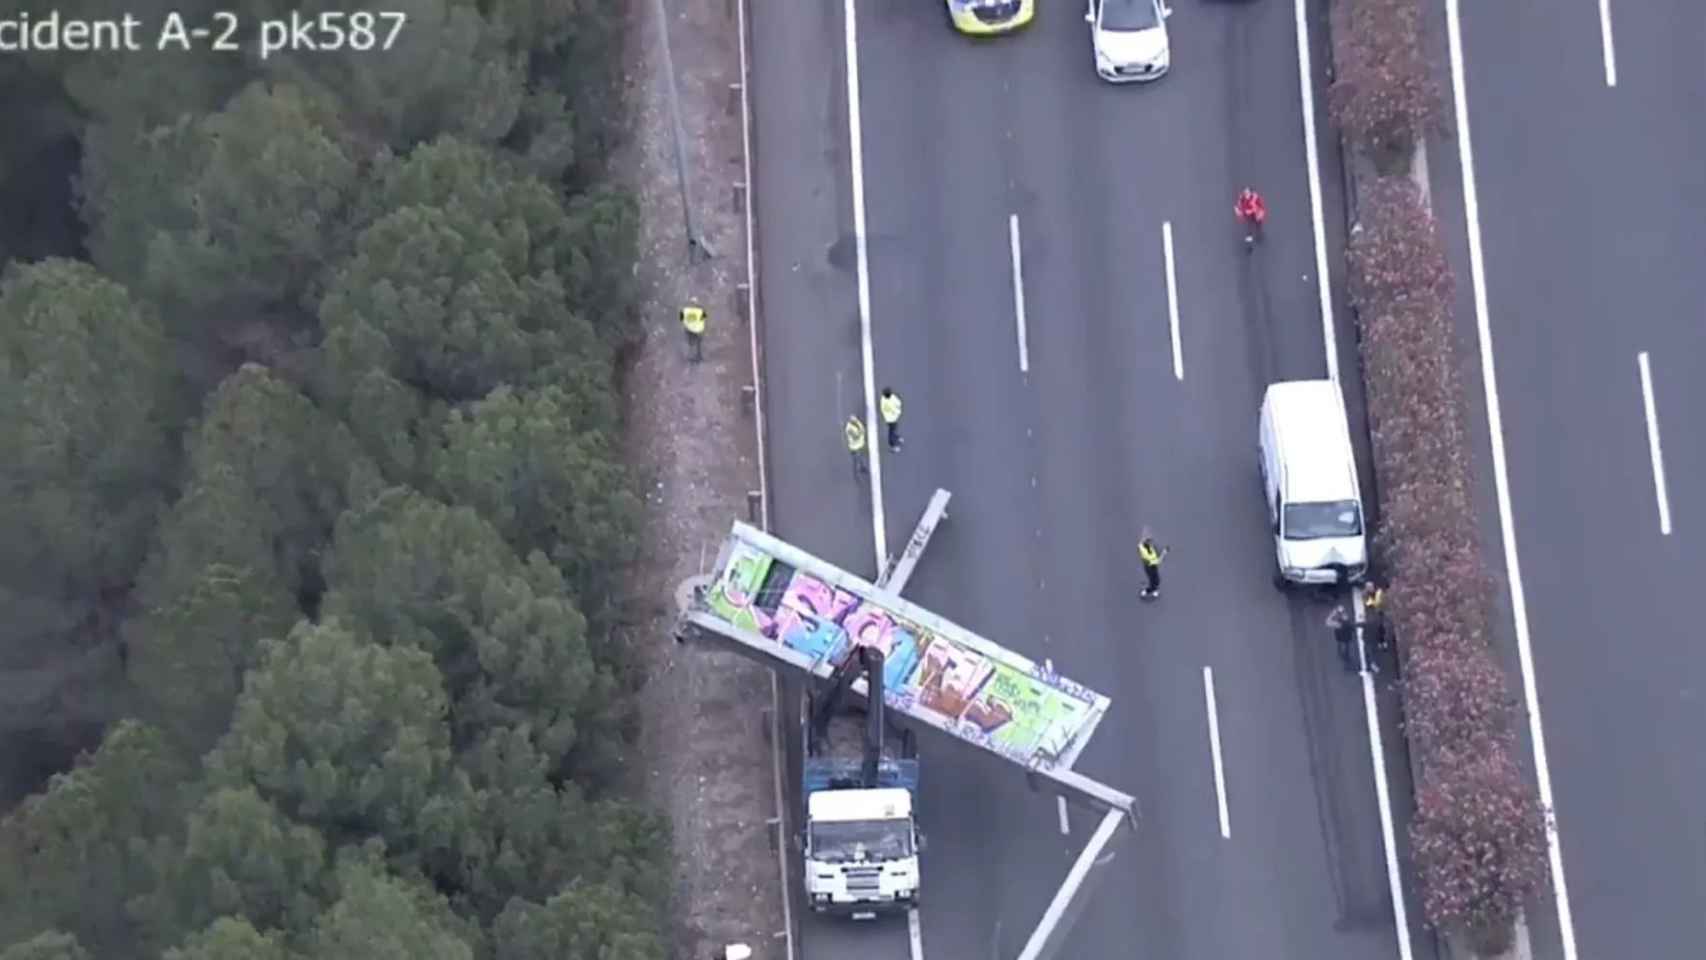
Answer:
[
  {"left": 1440, "top": 1, "right": 1705, "bottom": 958},
  {"left": 749, "top": 1, "right": 1427, "bottom": 958}
]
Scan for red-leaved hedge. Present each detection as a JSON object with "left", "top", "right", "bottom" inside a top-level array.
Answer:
[
  {"left": 1328, "top": 0, "right": 1442, "bottom": 162},
  {"left": 1412, "top": 746, "right": 1549, "bottom": 943},
  {"left": 1345, "top": 171, "right": 1549, "bottom": 944}
]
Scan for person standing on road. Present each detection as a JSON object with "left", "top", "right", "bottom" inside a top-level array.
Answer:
[
  {"left": 879, "top": 387, "right": 904, "bottom": 452},
  {"left": 1235, "top": 188, "right": 1267, "bottom": 248},
  {"left": 1362, "top": 581, "right": 1389, "bottom": 652},
  {"left": 1327, "top": 604, "right": 1381, "bottom": 675},
  {"left": 681, "top": 301, "right": 707, "bottom": 362},
  {"left": 1138, "top": 536, "right": 1168, "bottom": 600},
  {"left": 844, "top": 413, "right": 868, "bottom": 477},
  {"left": 1326, "top": 605, "right": 1361, "bottom": 674}
]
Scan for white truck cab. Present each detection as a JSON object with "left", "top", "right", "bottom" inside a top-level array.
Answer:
[
  {"left": 804, "top": 787, "right": 921, "bottom": 916},
  {"left": 1258, "top": 380, "right": 1368, "bottom": 586}
]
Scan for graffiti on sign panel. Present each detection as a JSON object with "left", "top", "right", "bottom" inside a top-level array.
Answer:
[
  {"left": 842, "top": 602, "right": 930, "bottom": 691},
  {"left": 700, "top": 538, "right": 1106, "bottom": 765},
  {"left": 913, "top": 638, "right": 994, "bottom": 721},
  {"left": 774, "top": 574, "right": 855, "bottom": 662},
  {"left": 975, "top": 664, "right": 1092, "bottom": 759},
  {"left": 706, "top": 542, "right": 776, "bottom": 634}
]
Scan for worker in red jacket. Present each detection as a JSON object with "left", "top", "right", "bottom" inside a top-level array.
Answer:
[{"left": 1235, "top": 188, "right": 1268, "bottom": 247}]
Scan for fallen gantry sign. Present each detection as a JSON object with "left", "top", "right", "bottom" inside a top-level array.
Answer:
[{"left": 674, "top": 489, "right": 1138, "bottom": 960}]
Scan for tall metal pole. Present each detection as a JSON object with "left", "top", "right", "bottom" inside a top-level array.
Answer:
[{"left": 652, "top": 0, "right": 715, "bottom": 262}]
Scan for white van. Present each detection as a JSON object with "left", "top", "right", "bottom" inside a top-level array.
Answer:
[{"left": 1257, "top": 380, "right": 1367, "bottom": 585}]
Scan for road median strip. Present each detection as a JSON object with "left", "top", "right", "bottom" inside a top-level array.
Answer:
[{"left": 1324, "top": 0, "right": 1554, "bottom": 956}]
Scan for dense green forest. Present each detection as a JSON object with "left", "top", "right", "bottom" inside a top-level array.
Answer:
[{"left": 0, "top": 1, "right": 667, "bottom": 956}]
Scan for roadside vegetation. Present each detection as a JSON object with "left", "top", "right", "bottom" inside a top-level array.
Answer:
[
  {"left": 0, "top": 2, "right": 670, "bottom": 958},
  {"left": 1328, "top": 0, "right": 1550, "bottom": 952}
]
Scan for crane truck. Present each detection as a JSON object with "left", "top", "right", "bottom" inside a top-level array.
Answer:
[
  {"left": 801, "top": 643, "right": 923, "bottom": 919},
  {"left": 676, "top": 502, "right": 1136, "bottom": 958}
]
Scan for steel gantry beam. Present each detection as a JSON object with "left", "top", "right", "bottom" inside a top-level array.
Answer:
[{"left": 877, "top": 487, "right": 951, "bottom": 594}]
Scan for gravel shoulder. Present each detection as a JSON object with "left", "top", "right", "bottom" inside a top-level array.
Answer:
[{"left": 615, "top": 0, "right": 787, "bottom": 957}]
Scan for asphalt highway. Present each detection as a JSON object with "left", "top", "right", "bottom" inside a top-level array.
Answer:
[
  {"left": 750, "top": 1, "right": 1423, "bottom": 957},
  {"left": 1445, "top": 2, "right": 1706, "bottom": 957}
]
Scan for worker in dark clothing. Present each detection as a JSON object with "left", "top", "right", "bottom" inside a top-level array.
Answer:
[
  {"left": 1326, "top": 605, "right": 1360, "bottom": 673},
  {"left": 844, "top": 413, "right": 868, "bottom": 478},
  {"left": 681, "top": 302, "right": 707, "bottom": 362},
  {"left": 1138, "top": 537, "right": 1168, "bottom": 600},
  {"left": 879, "top": 387, "right": 904, "bottom": 452}
]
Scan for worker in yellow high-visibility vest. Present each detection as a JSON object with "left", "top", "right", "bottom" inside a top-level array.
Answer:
[
  {"left": 1138, "top": 536, "right": 1169, "bottom": 600},
  {"left": 844, "top": 413, "right": 868, "bottom": 478},
  {"left": 1362, "top": 581, "right": 1389, "bottom": 653},
  {"left": 1363, "top": 583, "right": 1386, "bottom": 615},
  {"left": 879, "top": 387, "right": 904, "bottom": 452},
  {"left": 681, "top": 302, "right": 707, "bottom": 362}
]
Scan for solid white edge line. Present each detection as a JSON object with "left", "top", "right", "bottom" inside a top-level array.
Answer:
[
  {"left": 845, "top": 8, "right": 911, "bottom": 957},
  {"left": 1010, "top": 213, "right": 1030, "bottom": 373},
  {"left": 1638, "top": 352, "right": 1672, "bottom": 535},
  {"left": 1294, "top": 1, "right": 1411, "bottom": 955},
  {"left": 1598, "top": 0, "right": 1618, "bottom": 87},
  {"left": 1445, "top": 2, "right": 1579, "bottom": 957},
  {"left": 1201, "top": 667, "right": 1231, "bottom": 840},
  {"left": 842, "top": 0, "right": 888, "bottom": 572},
  {"left": 1293, "top": 0, "right": 1337, "bottom": 384},
  {"left": 1294, "top": 0, "right": 1413, "bottom": 950},
  {"left": 1352, "top": 592, "right": 1414, "bottom": 960},
  {"left": 1162, "top": 221, "right": 1183, "bottom": 381}
]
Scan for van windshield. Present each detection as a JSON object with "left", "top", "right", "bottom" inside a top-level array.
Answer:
[{"left": 1283, "top": 501, "right": 1362, "bottom": 540}]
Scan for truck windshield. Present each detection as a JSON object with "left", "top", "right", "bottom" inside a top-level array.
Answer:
[
  {"left": 809, "top": 820, "right": 913, "bottom": 863},
  {"left": 1283, "top": 500, "right": 1363, "bottom": 540}
]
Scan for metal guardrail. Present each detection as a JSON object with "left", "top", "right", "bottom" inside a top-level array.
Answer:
[{"left": 727, "top": 0, "right": 788, "bottom": 952}]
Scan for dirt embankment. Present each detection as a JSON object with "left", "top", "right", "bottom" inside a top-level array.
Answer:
[{"left": 616, "top": 0, "right": 787, "bottom": 956}]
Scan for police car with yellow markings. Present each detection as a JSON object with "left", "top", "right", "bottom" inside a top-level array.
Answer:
[{"left": 947, "top": 0, "right": 1034, "bottom": 35}]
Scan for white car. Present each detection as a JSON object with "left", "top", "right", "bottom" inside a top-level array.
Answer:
[{"left": 1085, "top": 0, "right": 1172, "bottom": 83}]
